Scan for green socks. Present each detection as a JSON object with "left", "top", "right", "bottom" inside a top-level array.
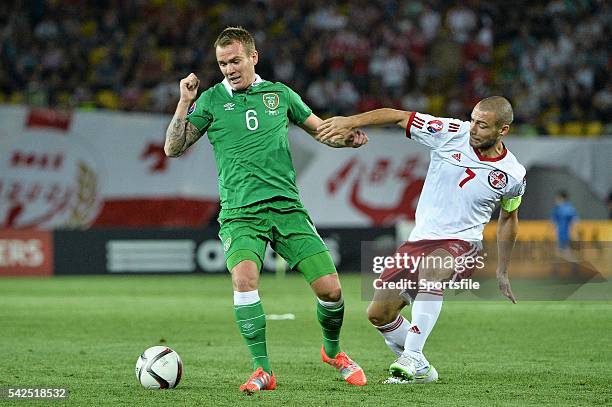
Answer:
[
  {"left": 234, "top": 293, "right": 270, "bottom": 373},
  {"left": 317, "top": 298, "right": 345, "bottom": 357},
  {"left": 234, "top": 291, "right": 345, "bottom": 371}
]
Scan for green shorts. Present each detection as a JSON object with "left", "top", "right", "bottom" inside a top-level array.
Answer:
[{"left": 218, "top": 198, "right": 334, "bottom": 282}]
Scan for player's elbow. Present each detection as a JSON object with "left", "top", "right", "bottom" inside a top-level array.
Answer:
[
  {"left": 164, "top": 146, "right": 182, "bottom": 157},
  {"left": 395, "top": 110, "right": 412, "bottom": 128}
]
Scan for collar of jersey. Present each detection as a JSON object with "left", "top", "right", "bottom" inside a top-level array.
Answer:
[
  {"left": 222, "top": 74, "right": 263, "bottom": 96},
  {"left": 472, "top": 143, "right": 507, "bottom": 162}
]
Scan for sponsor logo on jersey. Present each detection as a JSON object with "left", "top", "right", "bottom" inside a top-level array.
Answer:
[
  {"left": 262, "top": 93, "right": 280, "bottom": 110},
  {"left": 187, "top": 102, "right": 196, "bottom": 115},
  {"left": 223, "top": 102, "right": 235, "bottom": 111},
  {"left": 448, "top": 122, "right": 460, "bottom": 133},
  {"left": 452, "top": 152, "right": 462, "bottom": 162},
  {"left": 426, "top": 119, "right": 444, "bottom": 133},
  {"left": 223, "top": 237, "right": 232, "bottom": 252},
  {"left": 488, "top": 170, "right": 508, "bottom": 190}
]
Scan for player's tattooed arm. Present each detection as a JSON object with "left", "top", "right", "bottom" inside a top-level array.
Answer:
[
  {"left": 165, "top": 118, "right": 202, "bottom": 157},
  {"left": 165, "top": 73, "right": 203, "bottom": 157},
  {"left": 307, "top": 127, "right": 350, "bottom": 148},
  {"left": 319, "top": 137, "right": 346, "bottom": 148},
  {"left": 164, "top": 115, "right": 187, "bottom": 156},
  {"left": 302, "top": 114, "right": 368, "bottom": 148}
]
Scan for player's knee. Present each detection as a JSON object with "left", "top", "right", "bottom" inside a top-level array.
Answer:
[
  {"left": 317, "top": 287, "right": 342, "bottom": 303},
  {"left": 231, "top": 263, "right": 259, "bottom": 291},
  {"left": 232, "top": 277, "right": 258, "bottom": 291},
  {"left": 366, "top": 304, "right": 395, "bottom": 327}
]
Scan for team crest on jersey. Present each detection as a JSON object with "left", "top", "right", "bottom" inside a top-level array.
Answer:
[
  {"left": 262, "top": 93, "right": 280, "bottom": 110},
  {"left": 427, "top": 119, "right": 444, "bottom": 133},
  {"left": 488, "top": 170, "right": 508, "bottom": 190},
  {"left": 187, "top": 102, "right": 196, "bottom": 115}
]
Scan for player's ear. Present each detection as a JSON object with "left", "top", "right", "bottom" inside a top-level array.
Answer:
[
  {"left": 252, "top": 50, "right": 259, "bottom": 66},
  {"left": 499, "top": 124, "right": 510, "bottom": 137}
]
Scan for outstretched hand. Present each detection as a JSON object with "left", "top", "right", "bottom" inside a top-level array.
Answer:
[
  {"left": 317, "top": 116, "right": 354, "bottom": 144},
  {"left": 179, "top": 73, "right": 200, "bottom": 103}
]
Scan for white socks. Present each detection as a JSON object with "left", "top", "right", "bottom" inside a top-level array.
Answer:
[
  {"left": 404, "top": 292, "right": 443, "bottom": 354},
  {"left": 375, "top": 315, "right": 410, "bottom": 356},
  {"left": 373, "top": 292, "right": 443, "bottom": 369},
  {"left": 233, "top": 290, "right": 260, "bottom": 305},
  {"left": 317, "top": 296, "right": 344, "bottom": 309}
]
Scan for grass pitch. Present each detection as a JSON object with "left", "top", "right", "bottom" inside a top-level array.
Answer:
[{"left": 1, "top": 274, "right": 610, "bottom": 406}]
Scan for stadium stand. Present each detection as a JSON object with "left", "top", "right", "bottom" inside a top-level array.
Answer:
[{"left": 0, "top": 0, "right": 609, "bottom": 135}]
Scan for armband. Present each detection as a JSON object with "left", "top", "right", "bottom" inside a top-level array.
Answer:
[{"left": 500, "top": 196, "right": 522, "bottom": 212}]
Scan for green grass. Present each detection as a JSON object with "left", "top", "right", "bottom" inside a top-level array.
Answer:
[{"left": 1, "top": 274, "right": 611, "bottom": 406}]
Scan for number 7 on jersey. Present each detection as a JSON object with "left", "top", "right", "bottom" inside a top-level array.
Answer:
[{"left": 459, "top": 168, "right": 476, "bottom": 188}]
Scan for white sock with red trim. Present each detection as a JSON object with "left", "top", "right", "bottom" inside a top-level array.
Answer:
[
  {"left": 374, "top": 315, "right": 409, "bottom": 356},
  {"left": 403, "top": 292, "right": 443, "bottom": 354}
]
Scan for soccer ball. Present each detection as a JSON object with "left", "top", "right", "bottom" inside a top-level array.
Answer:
[{"left": 135, "top": 346, "right": 183, "bottom": 389}]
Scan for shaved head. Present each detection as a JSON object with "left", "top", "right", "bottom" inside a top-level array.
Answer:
[{"left": 476, "top": 96, "right": 514, "bottom": 128}]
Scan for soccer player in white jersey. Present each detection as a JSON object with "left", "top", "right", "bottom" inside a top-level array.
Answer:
[{"left": 317, "top": 96, "right": 526, "bottom": 383}]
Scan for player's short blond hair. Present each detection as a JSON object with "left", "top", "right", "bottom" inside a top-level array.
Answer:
[
  {"left": 214, "top": 27, "right": 256, "bottom": 56},
  {"left": 477, "top": 96, "right": 514, "bottom": 128}
]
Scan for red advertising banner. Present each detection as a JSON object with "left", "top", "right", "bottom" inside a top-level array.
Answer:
[{"left": 0, "top": 229, "right": 53, "bottom": 276}]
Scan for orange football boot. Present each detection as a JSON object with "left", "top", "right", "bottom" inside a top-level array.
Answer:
[
  {"left": 239, "top": 367, "right": 276, "bottom": 395},
  {"left": 321, "top": 346, "right": 367, "bottom": 386}
]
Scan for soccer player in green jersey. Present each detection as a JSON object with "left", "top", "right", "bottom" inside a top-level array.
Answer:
[{"left": 164, "top": 27, "right": 368, "bottom": 394}]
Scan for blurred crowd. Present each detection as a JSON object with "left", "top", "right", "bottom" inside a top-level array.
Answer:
[{"left": 1, "top": 0, "right": 610, "bottom": 135}]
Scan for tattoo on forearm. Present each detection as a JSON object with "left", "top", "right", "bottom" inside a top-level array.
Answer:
[
  {"left": 322, "top": 139, "right": 346, "bottom": 148},
  {"left": 184, "top": 122, "right": 203, "bottom": 148},
  {"left": 165, "top": 116, "right": 187, "bottom": 156},
  {"left": 303, "top": 125, "right": 348, "bottom": 148}
]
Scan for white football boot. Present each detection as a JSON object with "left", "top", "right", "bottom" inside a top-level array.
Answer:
[{"left": 385, "top": 351, "right": 438, "bottom": 384}]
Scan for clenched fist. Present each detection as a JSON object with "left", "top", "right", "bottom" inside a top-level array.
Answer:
[
  {"left": 346, "top": 129, "right": 368, "bottom": 148},
  {"left": 179, "top": 73, "right": 200, "bottom": 103}
]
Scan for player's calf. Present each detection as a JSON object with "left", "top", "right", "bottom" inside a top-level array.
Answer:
[{"left": 368, "top": 298, "right": 409, "bottom": 357}]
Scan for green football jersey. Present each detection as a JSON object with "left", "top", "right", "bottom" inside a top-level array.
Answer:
[{"left": 186, "top": 78, "right": 312, "bottom": 209}]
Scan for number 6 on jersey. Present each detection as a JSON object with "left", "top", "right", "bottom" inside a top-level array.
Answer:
[{"left": 246, "top": 109, "right": 258, "bottom": 130}]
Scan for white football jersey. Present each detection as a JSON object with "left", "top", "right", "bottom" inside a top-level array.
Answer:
[{"left": 406, "top": 112, "right": 526, "bottom": 243}]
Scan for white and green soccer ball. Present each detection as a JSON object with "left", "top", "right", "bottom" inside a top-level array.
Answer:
[{"left": 135, "top": 346, "right": 183, "bottom": 389}]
